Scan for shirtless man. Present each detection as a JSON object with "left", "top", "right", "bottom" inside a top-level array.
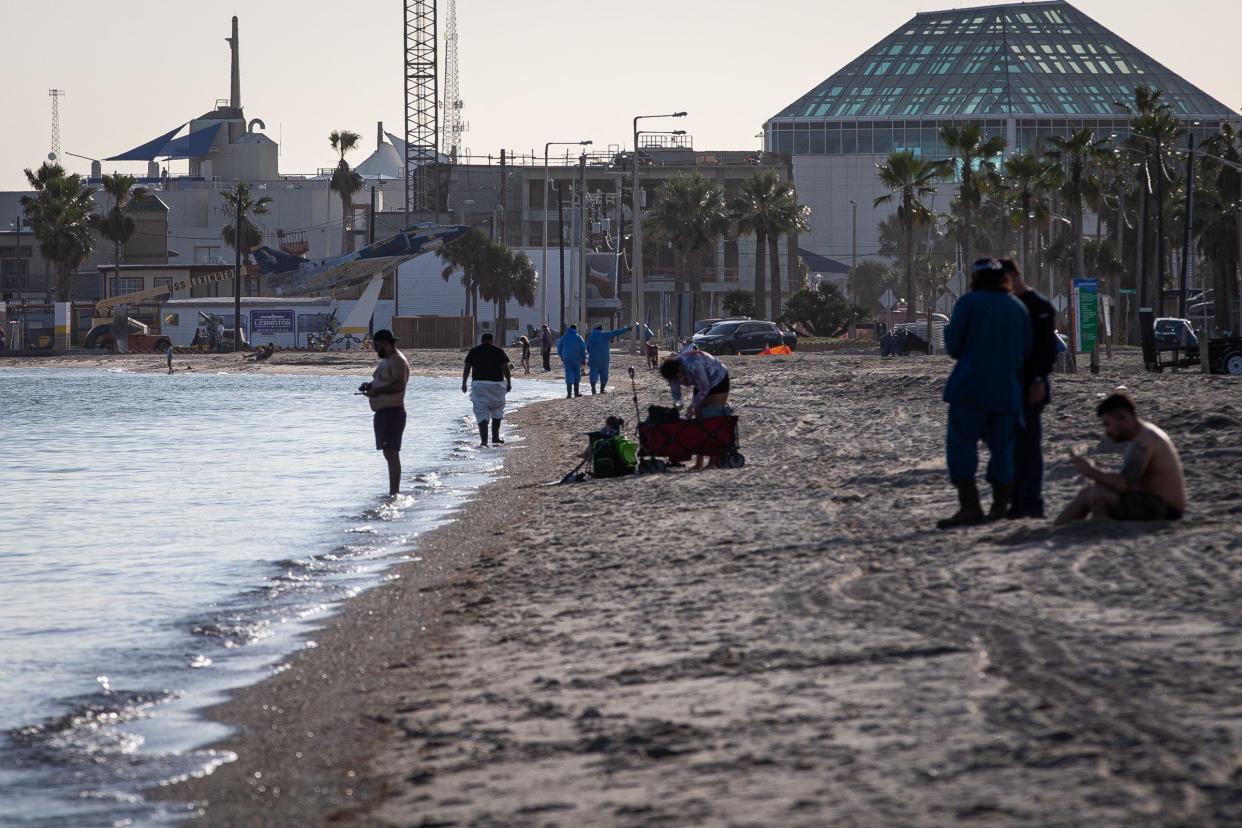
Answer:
[
  {"left": 361, "top": 329, "right": 410, "bottom": 496},
  {"left": 1054, "top": 392, "right": 1186, "bottom": 525}
]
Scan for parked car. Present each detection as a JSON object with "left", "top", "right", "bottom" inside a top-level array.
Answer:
[
  {"left": 693, "top": 317, "right": 748, "bottom": 335},
  {"left": 691, "top": 320, "right": 797, "bottom": 355},
  {"left": 1153, "top": 317, "right": 1199, "bottom": 350}
]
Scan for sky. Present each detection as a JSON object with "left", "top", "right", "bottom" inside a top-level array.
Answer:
[{"left": 1, "top": 0, "right": 1239, "bottom": 191}]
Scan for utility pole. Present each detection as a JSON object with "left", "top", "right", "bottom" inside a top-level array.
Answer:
[
  {"left": 555, "top": 180, "right": 566, "bottom": 330},
  {"left": 1179, "top": 128, "right": 1195, "bottom": 320},
  {"left": 579, "top": 152, "right": 589, "bottom": 325},
  {"left": 498, "top": 149, "right": 506, "bottom": 245},
  {"left": 1156, "top": 134, "right": 1166, "bottom": 316},
  {"left": 233, "top": 191, "right": 243, "bottom": 353}
]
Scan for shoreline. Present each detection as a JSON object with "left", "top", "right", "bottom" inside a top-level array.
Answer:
[
  {"left": 0, "top": 349, "right": 483, "bottom": 378},
  {"left": 148, "top": 376, "right": 574, "bottom": 825},
  {"left": 118, "top": 351, "right": 1242, "bottom": 824}
]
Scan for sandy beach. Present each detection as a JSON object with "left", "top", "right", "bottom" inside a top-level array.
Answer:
[{"left": 13, "top": 348, "right": 1240, "bottom": 826}]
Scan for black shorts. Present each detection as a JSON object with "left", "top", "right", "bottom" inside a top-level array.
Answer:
[
  {"left": 374, "top": 407, "right": 407, "bottom": 451},
  {"left": 1110, "top": 491, "right": 1182, "bottom": 522},
  {"left": 708, "top": 376, "right": 730, "bottom": 397}
]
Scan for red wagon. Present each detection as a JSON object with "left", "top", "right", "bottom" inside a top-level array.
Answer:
[{"left": 637, "top": 415, "right": 745, "bottom": 470}]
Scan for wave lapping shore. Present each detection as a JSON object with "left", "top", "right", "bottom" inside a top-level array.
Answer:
[{"left": 145, "top": 350, "right": 1241, "bottom": 827}]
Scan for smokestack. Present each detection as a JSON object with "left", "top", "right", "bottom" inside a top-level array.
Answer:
[
  {"left": 377, "top": 122, "right": 384, "bottom": 151},
  {"left": 228, "top": 16, "right": 241, "bottom": 110}
]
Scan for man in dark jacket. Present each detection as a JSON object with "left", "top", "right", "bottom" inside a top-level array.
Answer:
[
  {"left": 938, "top": 259, "right": 1031, "bottom": 529},
  {"left": 1002, "top": 259, "right": 1060, "bottom": 518}
]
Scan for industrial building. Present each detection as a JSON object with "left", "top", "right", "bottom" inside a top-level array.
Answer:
[{"left": 766, "top": 0, "right": 1239, "bottom": 270}]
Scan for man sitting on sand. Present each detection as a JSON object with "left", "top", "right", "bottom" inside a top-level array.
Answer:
[{"left": 1055, "top": 393, "right": 1186, "bottom": 525}]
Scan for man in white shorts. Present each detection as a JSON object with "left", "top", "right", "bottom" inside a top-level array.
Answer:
[{"left": 462, "top": 332, "right": 513, "bottom": 447}]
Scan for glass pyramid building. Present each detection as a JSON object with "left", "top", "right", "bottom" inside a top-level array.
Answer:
[{"left": 765, "top": 0, "right": 1237, "bottom": 159}]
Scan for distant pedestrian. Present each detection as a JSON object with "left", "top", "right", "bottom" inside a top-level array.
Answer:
[
  {"left": 539, "top": 323, "right": 553, "bottom": 372},
  {"left": 587, "top": 323, "right": 632, "bottom": 394},
  {"left": 937, "top": 259, "right": 1031, "bottom": 529},
  {"left": 1003, "top": 259, "right": 1060, "bottom": 519},
  {"left": 360, "top": 329, "right": 410, "bottom": 496},
  {"left": 516, "top": 335, "right": 531, "bottom": 374},
  {"left": 0, "top": 325, "right": 7, "bottom": 352},
  {"left": 166, "top": 343, "right": 174, "bottom": 374},
  {"left": 463, "top": 332, "right": 513, "bottom": 447},
  {"left": 556, "top": 324, "right": 587, "bottom": 398}
]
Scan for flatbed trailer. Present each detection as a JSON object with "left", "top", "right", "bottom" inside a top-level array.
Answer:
[{"left": 1139, "top": 309, "right": 1242, "bottom": 374}]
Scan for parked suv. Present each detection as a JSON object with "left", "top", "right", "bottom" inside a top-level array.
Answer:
[{"left": 691, "top": 320, "right": 797, "bottom": 355}]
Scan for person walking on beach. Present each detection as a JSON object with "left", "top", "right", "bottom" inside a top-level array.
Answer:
[
  {"left": 1002, "top": 259, "right": 1060, "bottom": 519},
  {"left": 516, "top": 335, "right": 531, "bottom": 374},
  {"left": 557, "top": 324, "right": 587, "bottom": 398},
  {"left": 587, "top": 322, "right": 632, "bottom": 394},
  {"left": 463, "top": 332, "right": 513, "bottom": 447},
  {"left": 1055, "top": 393, "right": 1186, "bottom": 525},
  {"left": 361, "top": 329, "right": 409, "bottom": 496},
  {"left": 937, "top": 259, "right": 1031, "bottom": 529},
  {"left": 166, "top": 343, "right": 174, "bottom": 374},
  {"left": 539, "top": 323, "right": 553, "bottom": 372}
]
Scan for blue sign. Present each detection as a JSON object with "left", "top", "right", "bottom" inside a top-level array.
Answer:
[{"left": 250, "top": 310, "right": 295, "bottom": 336}]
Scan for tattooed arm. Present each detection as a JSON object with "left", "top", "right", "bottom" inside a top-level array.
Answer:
[{"left": 1073, "top": 441, "right": 1149, "bottom": 493}]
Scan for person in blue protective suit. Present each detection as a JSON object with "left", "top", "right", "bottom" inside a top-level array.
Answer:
[
  {"left": 556, "top": 324, "right": 587, "bottom": 398},
  {"left": 586, "top": 323, "right": 632, "bottom": 394},
  {"left": 937, "top": 258, "right": 1031, "bottom": 529}
]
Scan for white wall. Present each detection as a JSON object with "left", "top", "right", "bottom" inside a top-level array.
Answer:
[{"left": 793, "top": 154, "right": 895, "bottom": 268}]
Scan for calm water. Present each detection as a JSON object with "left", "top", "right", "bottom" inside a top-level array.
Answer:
[{"left": 0, "top": 368, "right": 556, "bottom": 826}]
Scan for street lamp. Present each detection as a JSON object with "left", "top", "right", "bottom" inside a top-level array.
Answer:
[
  {"left": 631, "top": 111, "right": 687, "bottom": 340},
  {"left": 543, "top": 140, "right": 592, "bottom": 329}
]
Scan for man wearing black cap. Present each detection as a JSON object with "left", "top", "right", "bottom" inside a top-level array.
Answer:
[{"left": 361, "top": 329, "right": 409, "bottom": 495}]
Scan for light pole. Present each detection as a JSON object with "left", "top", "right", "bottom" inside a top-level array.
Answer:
[
  {"left": 631, "top": 111, "right": 686, "bottom": 340},
  {"left": 850, "top": 199, "right": 857, "bottom": 299},
  {"left": 544, "top": 140, "right": 592, "bottom": 328}
]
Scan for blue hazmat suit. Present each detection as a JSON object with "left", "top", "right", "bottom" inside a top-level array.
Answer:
[
  {"left": 942, "top": 290, "right": 1031, "bottom": 485},
  {"left": 556, "top": 328, "right": 587, "bottom": 387},
  {"left": 587, "top": 325, "right": 632, "bottom": 390}
]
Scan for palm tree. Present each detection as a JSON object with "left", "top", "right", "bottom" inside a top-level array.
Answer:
[
  {"left": 220, "top": 182, "right": 273, "bottom": 258},
  {"left": 1003, "top": 152, "right": 1062, "bottom": 285},
  {"left": 647, "top": 173, "right": 730, "bottom": 315},
  {"left": 767, "top": 186, "right": 811, "bottom": 321},
  {"left": 20, "top": 163, "right": 97, "bottom": 346},
  {"left": 1198, "top": 124, "right": 1242, "bottom": 332},
  {"left": 939, "top": 123, "right": 1007, "bottom": 269},
  {"left": 875, "top": 151, "right": 947, "bottom": 327},
  {"left": 1044, "top": 129, "right": 1110, "bottom": 285},
  {"left": 478, "top": 245, "right": 538, "bottom": 345},
  {"left": 439, "top": 227, "right": 490, "bottom": 322},
  {"left": 90, "top": 173, "right": 148, "bottom": 287},
  {"left": 731, "top": 171, "right": 779, "bottom": 318},
  {"left": 330, "top": 130, "right": 364, "bottom": 253}
]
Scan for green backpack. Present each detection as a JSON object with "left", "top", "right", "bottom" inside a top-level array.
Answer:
[{"left": 591, "top": 435, "right": 637, "bottom": 478}]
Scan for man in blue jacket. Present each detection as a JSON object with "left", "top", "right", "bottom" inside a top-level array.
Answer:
[
  {"left": 556, "top": 324, "right": 587, "bottom": 398},
  {"left": 586, "top": 323, "right": 632, "bottom": 394},
  {"left": 938, "top": 259, "right": 1032, "bottom": 529}
]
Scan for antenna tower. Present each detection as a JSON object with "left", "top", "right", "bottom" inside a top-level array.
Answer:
[
  {"left": 404, "top": 0, "right": 438, "bottom": 220},
  {"left": 48, "top": 89, "right": 65, "bottom": 161},
  {"left": 444, "top": 0, "right": 466, "bottom": 161}
]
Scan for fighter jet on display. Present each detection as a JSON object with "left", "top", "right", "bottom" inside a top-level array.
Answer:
[{"left": 251, "top": 224, "right": 470, "bottom": 297}]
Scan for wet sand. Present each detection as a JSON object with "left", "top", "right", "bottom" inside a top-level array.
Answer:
[{"left": 26, "top": 349, "right": 1240, "bottom": 826}]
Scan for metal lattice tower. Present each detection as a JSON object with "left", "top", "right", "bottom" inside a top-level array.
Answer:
[
  {"left": 48, "top": 89, "right": 65, "bottom": 161},
  {"left": 404, "top": 0, "right": 438, "bottom": 220},
  {"left": 444, "top": 0, "right": 465, "bottom": 161}
]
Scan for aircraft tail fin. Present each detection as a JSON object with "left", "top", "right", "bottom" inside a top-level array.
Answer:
[{"left": 251, "top": 246, "right": 307, "bottom": 276}]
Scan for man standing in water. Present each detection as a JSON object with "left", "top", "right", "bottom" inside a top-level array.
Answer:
[
  {"left": 362, "top": 329, "right": 409, "bottom": 496},
  {"left": 462, "top": 332, "right": 513, "bottom": 447}
]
